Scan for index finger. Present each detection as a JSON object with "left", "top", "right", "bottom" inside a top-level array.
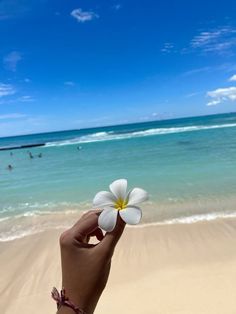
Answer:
[{"left": 71, "top": 210, "right": 101, "bottom": 243}]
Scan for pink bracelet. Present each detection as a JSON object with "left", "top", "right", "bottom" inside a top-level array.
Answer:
[{"left": 51, "top": 287, "right": 87, "bottom": 314}]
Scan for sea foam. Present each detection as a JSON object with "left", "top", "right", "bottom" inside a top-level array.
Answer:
[
  {"left": 1, "top": 208, "right": 236, "bottom": 242},
  {"left": 44, "top": 123, "right": 236, "bottom": 147}
]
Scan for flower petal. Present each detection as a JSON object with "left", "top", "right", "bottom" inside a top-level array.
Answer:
[
  {"left": 119, "top": 206, "right": 142, "bottom": 225},
  {"left": 93, "top": 191, "right": 116, "bottom": 207},
  {"left": 109, "top": 179, "right": 127, "bottom": 200},
  {"left": 127, "top": 188, "right": 148, "bottom": 206},
  {"left": 98, "top": 207, "right": 118, "bottom": 232}
]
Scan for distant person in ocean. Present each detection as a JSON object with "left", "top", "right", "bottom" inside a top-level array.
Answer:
[
  {"left": 7, "top": 165, "right": 13, "bottom": 171},
  {"left": 10, "top": 152, "right": 13, "bottom": 156},
  {"left": 38, "top": 153, "right": 42, "bottom": 158},
  {"left": 28, "top": 151, "right": 34, "bottom": 159},
  {"left": 53, "top": 210, "right": 125, "bottom": 314},
  {"left": 77, "top": 146, "right": 82, "bottom": 150}
]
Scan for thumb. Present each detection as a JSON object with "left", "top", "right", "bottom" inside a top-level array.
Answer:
[{"left": 99, "top": 214, "right": 126, "bottom": 253}]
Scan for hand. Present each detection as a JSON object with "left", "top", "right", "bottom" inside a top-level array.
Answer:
[{"left": 58, "top": 210, "right": 125, "bottom": 314}]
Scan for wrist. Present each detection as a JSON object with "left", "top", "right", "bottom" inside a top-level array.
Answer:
[
  {"left": 57, "top": 304, "right": 92, "bottom": 314},
  {"left": 57, "top": 307, "right": 75, "bottom": 314},
  {"left": 60, "top": 283, "right": 96, "bottom": 314},
  {"left": 52, "top": 287, "right": 90, "bottom": 314}
]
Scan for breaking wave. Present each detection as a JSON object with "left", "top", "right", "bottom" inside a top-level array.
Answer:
[
  {"left": 45, "top": 123, "right": 236, "bottom": 147},
  {"left": 1, "top": 209, "right": 236, "bottom": 242}
]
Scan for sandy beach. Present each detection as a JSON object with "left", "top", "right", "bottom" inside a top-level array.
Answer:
[{"left": 1, "top": 217, "right": 236, "bottom": 314}]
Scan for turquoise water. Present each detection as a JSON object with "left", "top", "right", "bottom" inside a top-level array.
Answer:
[{"left": 1, "top": 113, "right": 236, "bottom": 240}]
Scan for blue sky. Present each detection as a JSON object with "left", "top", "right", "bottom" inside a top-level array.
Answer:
[{"left": 1, "top": 0, "right": 236, "bottom": 136}]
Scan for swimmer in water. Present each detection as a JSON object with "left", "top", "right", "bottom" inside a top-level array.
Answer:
[
  {"left": 28, "top": 151, "right": 34, "bottom": 159},
  {"left": 38, "top": 153, "right": 42, "bottom": 158},
  {"left": 7, "top": 164, "right": 13, "bottom": 171}
]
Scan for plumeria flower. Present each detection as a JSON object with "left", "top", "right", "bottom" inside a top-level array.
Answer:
[{"left": 93, "top": 179, "right": 148, "bottom": 232}]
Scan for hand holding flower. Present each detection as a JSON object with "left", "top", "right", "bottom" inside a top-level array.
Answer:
[
  {"left": 58, "top": 210, "right": 125, "bottom": 314},
  {"left": 57, "top": 179, "right": 148, "bottom": 314}
]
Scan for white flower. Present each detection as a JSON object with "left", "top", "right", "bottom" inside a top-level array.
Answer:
[{"left": 93, "top": 179, "right": 148, "bottom": 232}]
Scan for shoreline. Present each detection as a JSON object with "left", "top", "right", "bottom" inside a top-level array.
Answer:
[
  {"left": 1, "top": 217, "right": 236, "bottom": 313},
  {"left": 1, "top": 205, "right": 236, "bottom": 242}
]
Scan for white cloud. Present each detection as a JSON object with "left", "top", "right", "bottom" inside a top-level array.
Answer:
[
  {"left": 0, "top": 113, "right": 27, "bottom": 120},
  {"left": 0, "top": 83, "right": 15, "bottom": 97},
  {"left": 191, "top": 26, "right": 236, "bottom": 55},
  {"left": 71, "top": 8, "right": 99, "bottom": 23},
  {"left": 207, "top": 86, "right": 236, "bottom": 106},
  {"left": 19, "top": 95, "right": 35, "bottom": 102},
  {"left": 229, "top": 74, "right": 236, "bottom": 82},
  {"left": 3, "top": 51, "right": 22, "bottom": 71},
  {"left": 64, "top": 81, "right": 75, "bottom": 86},
  {"left": 207, "top": 99, "right": 221, "bottom": 106},
  {"left": 161, "top": 42, "right": 174, "bottom": 53}
]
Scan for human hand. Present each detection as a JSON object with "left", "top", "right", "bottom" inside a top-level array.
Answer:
[{"left": 57, "top": 210, "right": 125, "bottom": 314}]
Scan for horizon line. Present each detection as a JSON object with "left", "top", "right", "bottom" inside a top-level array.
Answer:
[{"left": 0, "top": 111, "right": 235, "bottom": 140}]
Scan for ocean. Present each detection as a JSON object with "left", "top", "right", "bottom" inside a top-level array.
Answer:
[{"left": 1, "top": 112, "right": 236, "bottom": 241}]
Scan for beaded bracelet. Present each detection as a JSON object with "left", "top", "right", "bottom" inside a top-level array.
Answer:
[{"left": 51, "top": 287, "right": 87, "bottom": 314}]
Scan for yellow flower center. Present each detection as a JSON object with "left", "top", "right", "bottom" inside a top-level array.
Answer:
[{"left": 114, "top": 198, "right": 128, "bottom": 210}]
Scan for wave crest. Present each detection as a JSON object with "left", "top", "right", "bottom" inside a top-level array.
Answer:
[{"left": 45, "top": 123, "right": 236, "bottom": 147}]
